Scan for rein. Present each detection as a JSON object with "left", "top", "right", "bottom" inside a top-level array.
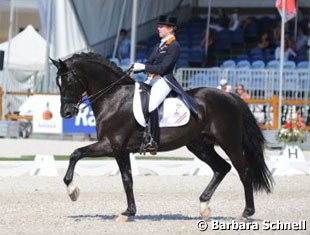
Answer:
[{"left": 78, "top": 65, "right": 134, "bottom": 111}]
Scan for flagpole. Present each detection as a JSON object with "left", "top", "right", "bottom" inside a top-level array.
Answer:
[
  {"left": 204, "top": 0, "right": 212, "bottom": 57},
  {"left": 278, "top": 0, "right": 286, "bottom": 129}
]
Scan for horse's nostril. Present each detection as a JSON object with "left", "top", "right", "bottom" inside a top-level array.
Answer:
[{"left": 64, "top": 111, "right": 72, "bottom": 118}]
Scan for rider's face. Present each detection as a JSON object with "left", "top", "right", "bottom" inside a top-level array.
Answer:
[{"left": 157, "top": 25, "right": 173, "bottom": 38}]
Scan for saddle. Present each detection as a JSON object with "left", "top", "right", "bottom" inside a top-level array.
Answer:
[{"left": 133, "top": 82, "right": 190, "bottom": 128}]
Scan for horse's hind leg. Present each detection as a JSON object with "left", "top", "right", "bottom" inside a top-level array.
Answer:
[
  {"left": 222, "top": 146, "right": 255, "bottom": 220},
  {"left": 186, "top": 142, "right": 231, "bottom": 219},
  {"left": 114, "top": 154, "right": 136, "bottom": 222}
]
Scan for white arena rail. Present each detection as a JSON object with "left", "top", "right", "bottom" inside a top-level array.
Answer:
[{"left": 175, "top": 68, "right": 310, "bottom": 100}]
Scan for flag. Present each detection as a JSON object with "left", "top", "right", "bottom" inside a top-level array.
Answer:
[{"left": 275, "top": 0, "right": 297, "bottom": 22}]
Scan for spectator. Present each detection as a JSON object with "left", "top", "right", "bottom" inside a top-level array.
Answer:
[
  {"left": 275, "top": 36, "right": 297, "bottom": 61},
  {"left": 217, "top": 79, "right": 232, "bottom": 92},
  {"left": 236, "top": 84, "right": 251, "bottom": 100},
  {"left": 210, "top": 13, "right": 239, "bottom": 32},
  {"left": 117, "top": 29, "right": 131, "bottom": 61},
  {"left": 209, "top": 8, "right": 230, "bottom": 32},
  {"left": 229, "top": 13, "right": 240, "bottom": 32},
  {"left": 257, "top": 31, "right": 273, "bottom": 50}
]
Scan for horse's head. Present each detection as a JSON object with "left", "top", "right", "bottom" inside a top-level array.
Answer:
[{"left": 50, "top": 58, "right": 87, "bottom": 119}]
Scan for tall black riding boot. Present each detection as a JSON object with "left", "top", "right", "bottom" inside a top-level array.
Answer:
[{"left": 144, "top": 109, "right": 159, "bottom": 155}]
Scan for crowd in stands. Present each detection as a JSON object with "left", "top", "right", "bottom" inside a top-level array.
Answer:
[
  {"left": 110, "top": 10, "right": 309, "bottom": 69},
  {"left": 108, "top": 12, "right": 309, "bottom": 103}
]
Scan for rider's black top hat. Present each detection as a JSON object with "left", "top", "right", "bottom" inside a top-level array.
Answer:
[{"left": 157, "top": 15, "right": 178, "bottom": 27}]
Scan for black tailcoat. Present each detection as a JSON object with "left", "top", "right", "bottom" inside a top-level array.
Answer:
[{"left": 145, "top": 38, "right": 199, "bottom": 115}]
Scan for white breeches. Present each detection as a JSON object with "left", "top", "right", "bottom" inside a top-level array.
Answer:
[{"left": 144, "top": 76, "right": 172, "bottom": 112}]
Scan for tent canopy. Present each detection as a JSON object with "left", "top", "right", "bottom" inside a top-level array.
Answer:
[{"left": 0, "top": 24, "right": 46, "bottom": 70}]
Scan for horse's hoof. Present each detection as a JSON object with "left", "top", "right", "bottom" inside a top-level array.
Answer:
[
  {"left": 115, "top": 214, "right": 134, "bottom": 223},
  {"left": 200, "top": 202, "right": 211, "bottom": 219},
  {"left": 68, "top": 186, "right": 80, "bottom": 201},
  {"left": 234, "top": 216, "right": 248, "bottom": 222}
]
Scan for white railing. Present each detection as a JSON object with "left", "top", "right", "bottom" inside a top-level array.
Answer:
[{"left": 175, "top": 68, "right": 310, "bottom": 100}]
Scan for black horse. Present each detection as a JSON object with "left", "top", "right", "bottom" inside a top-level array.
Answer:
[{"left": 51, "top": 52, "right": 273, "bottom": 222}]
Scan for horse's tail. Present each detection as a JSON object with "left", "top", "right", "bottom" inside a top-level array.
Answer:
[{"left": 232, "top": 94, "right": 274, "bottom": 193}]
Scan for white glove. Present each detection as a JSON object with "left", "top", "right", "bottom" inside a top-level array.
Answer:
[{"left": 132, "top": 63, "right": 145, "bottom": 72}]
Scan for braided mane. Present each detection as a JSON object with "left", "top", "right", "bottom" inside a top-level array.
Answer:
[{"left": 68, "top": 52, "right": 125, "bottom": 77}]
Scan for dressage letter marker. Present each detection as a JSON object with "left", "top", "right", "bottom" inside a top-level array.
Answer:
[{"left": 29, "top": 154, "right": 58, "bottom": 176}]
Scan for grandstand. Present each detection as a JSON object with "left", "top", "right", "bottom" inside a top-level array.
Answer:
[{"left": 129, "top": 14, "right": 309, "bottom": 68}]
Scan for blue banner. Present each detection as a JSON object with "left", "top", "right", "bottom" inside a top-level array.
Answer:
[{"left": 62, "top": 102, "right": 96, "bottom": 134}]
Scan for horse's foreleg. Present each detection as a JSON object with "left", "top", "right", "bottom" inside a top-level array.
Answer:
[
  {"left": 64, "top": 149, "right": 82, "bottom": 201},
  {"left": 63, "top": 141, "right": 114, "bottom": 201},
  {"left": 115, "top": 154, "right": 136, "bottom": 222}
]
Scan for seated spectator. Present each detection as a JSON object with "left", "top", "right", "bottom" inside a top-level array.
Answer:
[
  {"left": 275, "top": 36, "right": 297, "bottom": 61},
  {"left": 200, "top": 30, "right": 215, "bottom": 49},
  {"left": 117, "top": 29, "right": 131, "bottom": 61},
  {"left": 217, "top": 79, "right": 232, "bottom": 92},
  {"left": 249, "top": 31, "right": 275, "bottom": 57},
  {"left": 236, "top": 84, "right": 251, "bottom": 100},
  {"left": 257, "top": 31, "right": 273, "bottom": 51}
]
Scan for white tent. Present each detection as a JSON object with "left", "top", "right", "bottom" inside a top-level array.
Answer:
[
  {"left": 0, "top": 24, "right": 47, "bottom": 113},
  {"left": 0, "top": 24, "right": 46, "bottom": 71}
]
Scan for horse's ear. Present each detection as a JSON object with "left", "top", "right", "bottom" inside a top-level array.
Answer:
[
  {"left": 49, "top": 57, "right": 67, "bottom": 70},
  {"left": 58, "top": 59, "right": 68, "bottom": 70},
  {"left": 49, "top": 57, "right": 60, "bottom": 68}
]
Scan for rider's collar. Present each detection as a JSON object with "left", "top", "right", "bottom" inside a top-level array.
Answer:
[{"left": 159, "top": 35, "right": 176, "bottom": 47}]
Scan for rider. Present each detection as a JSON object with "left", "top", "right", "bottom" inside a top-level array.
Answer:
[{"left": 132, "top": 15, "right": 198, "bottom": 154}]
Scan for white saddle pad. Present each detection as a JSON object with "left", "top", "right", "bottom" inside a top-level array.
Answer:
[{"left": 133, "top": 82, "right": 190, "bottom": 127}]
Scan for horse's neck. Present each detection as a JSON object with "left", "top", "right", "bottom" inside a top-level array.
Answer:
[
  {"left": 83, "top": 65, "right": 120, "bottom": 95},
  {"left": 79, "top": 61, "right": 133, "bottom": 116},
  {"left": 90, "top": 84, "right": 134, "bottom": 121}
]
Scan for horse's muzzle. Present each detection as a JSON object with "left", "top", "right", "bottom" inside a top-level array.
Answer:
[{"left": 61, "top": 104, "right": 79, "bottom": 119}]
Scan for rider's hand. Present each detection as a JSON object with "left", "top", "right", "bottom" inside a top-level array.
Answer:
[{"left": 132, "top": 63, "right": 145, "bottom": 72}]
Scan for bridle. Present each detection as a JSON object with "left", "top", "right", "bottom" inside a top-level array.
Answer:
[
  {"left": 57, "top": 65, "right": 134, "bottom": 112},
  {"left": 56, "top": 69, "right": 88, "bottom": 114}
]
